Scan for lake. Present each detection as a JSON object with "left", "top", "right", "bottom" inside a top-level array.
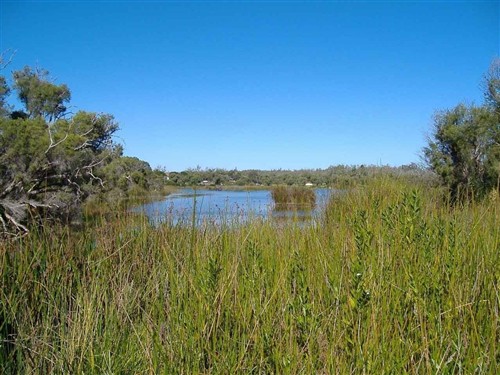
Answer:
[{"left": 132, "top": 188, "right": 333, "bottom": 226}]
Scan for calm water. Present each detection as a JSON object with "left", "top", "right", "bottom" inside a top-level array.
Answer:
[{"left": 132, "top": 188, "right": 332, "bottom": 226}]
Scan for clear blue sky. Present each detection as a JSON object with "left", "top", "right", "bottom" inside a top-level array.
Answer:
[{"left": 1, "top": 1, "right": 499, "bottom": 171}]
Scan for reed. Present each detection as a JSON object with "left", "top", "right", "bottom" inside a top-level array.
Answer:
[
  {"left": 271, "top": 185, "right": 316, "bottom": 210},
  {"left": 1, "top": 177, "right": 498, "bottom": 373}
]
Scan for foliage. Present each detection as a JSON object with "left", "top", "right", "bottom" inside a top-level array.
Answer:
[
  {"left": 1, "top": 178, "right": 498, "bottom": 373},
  {"left": 485, "top": 58, "right": 500, "bottom": 111},
  {"left": 83, "top": 157, "right": 171, "bottom": 214},
  {"left": 0, "top": 76, "right": 10, "bottom": 117},
  {"left": 0, "top": 111, "right": 119, "bottom": 236},
  {"left": 167, "top": 163, "right": 435, "bottom": 188},
  {"left": 13, "top": 67, "right": 70, "bottom": 122},
  {"left": 0, "top": 66, "right": 168, "bottom": 237},
  {"left": 424, "top": 60, "right": 500, "bottom": 200}
]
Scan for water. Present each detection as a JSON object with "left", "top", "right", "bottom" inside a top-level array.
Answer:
[{"left": 132, "top": 188, "right": 332, "bottom": 226}]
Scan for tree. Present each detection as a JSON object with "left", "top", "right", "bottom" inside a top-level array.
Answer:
[
  {"left": 0, "top": 67, "right": 120, "bottom": 237},
  {"left": 13, "top": 66, "right": 71, "bottom": 121},
  {"left": 0, "top": 76, "right": 10, "bottom": 117},
  {"left": 100, "top": 156, "right": 152, "bottom": 191},
  {"left": 0, "top": 51, "right": 14, "bottom": 117},
  {"left": 424, "top": 59, "right": 500, "bottom": 200},
  {"left": 485, "top": 58, "right": 500, "bottom": 112}
]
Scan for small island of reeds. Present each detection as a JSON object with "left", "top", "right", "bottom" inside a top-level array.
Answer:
[{"left": 271, "top": 185, "right": 316, "bottom": 211}]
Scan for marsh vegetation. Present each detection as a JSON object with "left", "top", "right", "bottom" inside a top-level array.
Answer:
[
  {"left": 1, "top": 177, "right": 499, "bottom": 373},
  {"left": 271, "top": 185, "right": 317, "bottom": 211}
]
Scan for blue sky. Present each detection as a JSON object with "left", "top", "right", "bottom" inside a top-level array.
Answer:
[{"left": 1, "top": 1, "right": 499, "bottom": 171}]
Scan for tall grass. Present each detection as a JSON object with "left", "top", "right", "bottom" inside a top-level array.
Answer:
[
  {"left": 271, "top": 185, "right": 316, "bottom": 211},
  {"left": 1, "top": 178, "right": 498, "bottom": 373}
]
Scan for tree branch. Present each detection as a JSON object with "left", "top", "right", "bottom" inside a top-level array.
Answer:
[{"left": 3, "top": 211, "right": 29, "bottom": 235}]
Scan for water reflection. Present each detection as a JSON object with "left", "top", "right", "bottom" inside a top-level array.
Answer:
[{"left": 132, "top": 188, "right": 332, "bottom": 226}]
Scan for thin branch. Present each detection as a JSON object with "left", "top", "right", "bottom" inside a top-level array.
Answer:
[
  {"left": 46, "top": 132, "right": 68, "bottom": 154},
  {"left": 3, "top": 211, "right": 29, "bottom": 234},
  {"left": 25, "top": 200, "right": 53, "bottom": 209},
  {"left": 87, "top": 168, "right": 104, "bottom": 188},
  {"left": 0, "top": 213, "right": 7, "bottom": 233},
  {"left": 73, "top": 126, "right": 96, "bottom": 151},
  {"left": 74, "top": 140, "right": 91, "bottom": 151},
  {"left": 0, "top": 180, "right": 22, "bottom": 199},
  {"left": 0, "top": 49, "right": 17, "bottom": 70},
  {"left": 83, "top": 157, "right": 106, "bottom": 170},
  {"left": 80, "top": 127, "right": 94, "bottom": 137},
  {"left": 66, "top": 177, "right": 82, "bottom": 198}
]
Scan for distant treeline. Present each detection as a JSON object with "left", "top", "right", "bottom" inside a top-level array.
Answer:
[{"left": 165, "top": 163, "right": 436, "bottom": 188}]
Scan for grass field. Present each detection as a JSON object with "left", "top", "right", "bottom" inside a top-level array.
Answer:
[{"left": 1, "top": 178, "right": 499, "bottom": 374}]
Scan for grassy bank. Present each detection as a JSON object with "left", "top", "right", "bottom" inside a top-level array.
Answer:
[
  {"left": 83, "top": 185, "right": 179, "bottom": 218},
  {"left": 1, "top": 178, "right": 499, "bottom": 373}
]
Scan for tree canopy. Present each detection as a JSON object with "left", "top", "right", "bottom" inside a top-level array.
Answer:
[
  {"left": 424, "top": 59, "right": 500, "bottom": 200},
  {"left": 0, "top": 65, "right": 167, "bottom": 238},
  {"left": 13, "top": 67, "right": 71, "bottom": 121}
]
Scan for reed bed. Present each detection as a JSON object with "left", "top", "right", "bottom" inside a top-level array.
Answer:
[
  {"left": 271, "top": 185, "right": 316, "bottom": 211},
  {"left": 1, "top": 178, "right": 499, "bottom": 373}
]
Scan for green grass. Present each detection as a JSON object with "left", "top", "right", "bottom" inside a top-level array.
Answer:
[
  {"left": 271, "top": 185, "right": 316, "bottom": 211},
  {"left": 1, "top": 178, "right": 499, "bottom": 373}
]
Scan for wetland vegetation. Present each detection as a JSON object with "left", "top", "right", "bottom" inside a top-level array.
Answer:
[
  {"left": 1, "top": 177, "right": 499, "bottom": 373},
  {"left": 271, "top": 185, "right": 316, "bottom": 211}
]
